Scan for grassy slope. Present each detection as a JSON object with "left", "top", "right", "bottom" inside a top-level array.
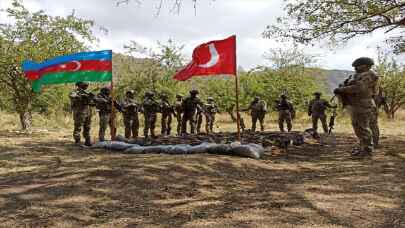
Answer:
[{"left": 0, "top": 112, "right": 405, "bottom": 227}]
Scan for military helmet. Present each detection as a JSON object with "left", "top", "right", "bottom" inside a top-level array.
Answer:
[
  {"left": 126, "top": 90, "right": 135, "bottom": 95},
  {"left": 254, "top": 96, "right": 260, "bottom": 100},
  {"left": 313, "top": 92, "right": 321, "bottom": 96},
  {"left": 280, "top": 94, "right": 287, "bottom": 99},
  {"left": 352, "top": 57, "right": 374, "bottom": 67},
  {"left": 176, "top": 94, "right": 183, "bottom": 98},
  {"left": 207, "top": 97, "right": 214, "bottom": 101},
  {"left": 101, "top": 87, "right": 110, "bottom": 93},
  {"left": 75, "top": 81, "right": 88, "bottom": 87},
  {"left": 145, "top": 91, "right": 154, "bottom": 97},
  {"left": 190, "top": 89, "right": 199, "bottom": 95}
]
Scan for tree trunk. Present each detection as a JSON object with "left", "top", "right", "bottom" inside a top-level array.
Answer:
[{"left": 18, "top": 110, "right": 32, "bottom": 132}]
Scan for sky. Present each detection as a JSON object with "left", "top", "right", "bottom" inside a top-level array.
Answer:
[{"left": 0, "top": 0, "right": 400, "bottom": 70}]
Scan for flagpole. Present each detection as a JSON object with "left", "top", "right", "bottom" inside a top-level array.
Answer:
[
  {"left": 110, "top": 70, "right": 117, "bottom": 140},
  {"left": 234, "top": 35, "right": 241, "bottom": 141}
]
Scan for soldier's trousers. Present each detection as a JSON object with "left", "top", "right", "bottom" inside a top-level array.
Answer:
[
  {"left": 196, "top": 113, "right": 203, "bottom": 133},
  {"left": 369, "top": 107, "right": 379, "bottom": 147},
  {"left": 144, "top": 113, "right": 156, "bottom": 138},
  {"left": 205, "top": 114, "right": 216, "bottom": 133},
  {"left": 124, "top": 114, "right": 139, "bottom": 138},
  {"left": 350, "top": 110, "right": 373, "bottom": 151},
  {"left": 161, "top": 113, "right": 172, "bottom": 135},
  {"left": 312, "top": 114, "right": 328, "bottom": 133},
  {"left": 278, "top": 110, "right": 292, "bottom": 132},
  {"left": 251, "top": 113, "right": 265, "bottom": 132},
  {"left": 181, "top": 113, "right": 197, "bottom": 134},
  {"left": 73, "top": 111, "right": 92, "bottom": 143},
  {"left": 176, "top": 113, "right": 182, "bottom": 135},
  {"left": 99, "top": 113, "right": 112, "bottom": 141}
]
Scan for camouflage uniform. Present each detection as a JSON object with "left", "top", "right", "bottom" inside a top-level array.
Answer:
[
  {"left": 174, "top": 94, "right": 183, "bottom": 136},
  {"left": 196, "top": 105, "right": 204, "bottom": 134},
  {"left": 142, "top": 91, "right": 159, "bottom": 138},
  {"left": 204, "top": 97, "right": 219, "bottom": 133},
  {"left": 334, "top": 57, "right": 378, "bottom": 155},
  {"left": 94, "top": 88, "right": 113, "bottom": 142},
  {"left": 181, "top": 90, "right": 203, "bottom": 134},
  {"left": 276, "top": 95, "right": 294, "bottom": 132},
  {"left": 160, "top": 94, "right": 175, "bottom": 136},
  {"left": 69, "top": 82, "right": 94, "bottom": 146},
  {"left": 308, "top": 92, "right": 334, "bottom": 133},
  {"left": 122, "top": 90, "right": 139, "bottom": 139},
  {"left": 244, "top": 97, "right": 267, "bottom": 132}
]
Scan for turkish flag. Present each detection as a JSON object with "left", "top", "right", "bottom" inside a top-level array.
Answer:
[{"left": 173, "top": 35, "right": 236, "bottom": 81}]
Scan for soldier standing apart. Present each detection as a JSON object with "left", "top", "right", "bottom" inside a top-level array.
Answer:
[
  {"left": 276, "top": 95, "right": 295, "bottom": 132},
  {"left": 308, "top": 92, "right": 335, "bottom": 134},
  {"left": 122, "top": 90, "right": 139, "bottom": 139},
  {"left": 243, "top": 96, "right": 267, "bottom": 132},
  {"left": 204, "top": 97, "right": 219, "bottom": 133},
  {"left": 94, "top": 87, "right": 114, "bottom": 142},
  {"left": 69, "top": 81, "right": 94, "bottom": 146},
  {"left": 160, "top": 93, "right": 175, "bottom": 136},
  {"left": 334, "top": 57, "right": 378, "bottom": 156},
  {"left": 174, "top": 94, "right": 183, "bottom": 136},
  {"left": 142, "top": 91, "right": 159, "bottom": 139},
  {"left": 181, "top": 89, "right": 203, "bottom": 135}
]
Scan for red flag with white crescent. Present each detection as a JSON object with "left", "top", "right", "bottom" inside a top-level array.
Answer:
[{"left": 173, "top": 35, "right": 236, "bottom": 81}]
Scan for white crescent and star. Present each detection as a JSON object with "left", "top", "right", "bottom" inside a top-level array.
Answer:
[
  {"left": 198, "top": 43, "right": 219, "bottom": 68},
  {"left": 71, "top": 61, "right": 81, "bottom": 71},
  {"left": 60, "top": 61, "right": 81, "bottom": 71}
]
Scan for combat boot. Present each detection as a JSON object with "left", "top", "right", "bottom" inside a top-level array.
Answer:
[
  {"left": 84, "top": 138, "right": 92, "bottom": 147},
  {"left": 74, "top": 137, "right": 81, "bottom": 144}
]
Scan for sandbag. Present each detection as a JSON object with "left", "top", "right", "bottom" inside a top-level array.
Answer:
[
  {"left": 123, "top": 145, "right": 144, "bottom": 154},
  {"left": 94, "top": 141, "right": 264, "bottom": 159},
  {"left": 229, "top": 142, "right": 265, "bottom": 159},
  {"left": 92, "top": 141, "right": 133, "bottom": 151}
]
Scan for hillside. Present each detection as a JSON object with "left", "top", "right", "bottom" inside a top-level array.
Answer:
[{"left": 323, "top": 69, "right": 353, "bottom": 93}]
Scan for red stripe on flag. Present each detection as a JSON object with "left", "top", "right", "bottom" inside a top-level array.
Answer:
[{"left": 25, "top": 60, "right": 112, "bottom": 80}]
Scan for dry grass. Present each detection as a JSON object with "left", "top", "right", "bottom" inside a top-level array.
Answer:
[{"left": 0, "top": 111, "right": 404, "bottom": 227}]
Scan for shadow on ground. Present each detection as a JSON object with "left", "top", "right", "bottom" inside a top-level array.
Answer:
[{"left": 0, "top": 132, "right": 404, "bottom": 227}]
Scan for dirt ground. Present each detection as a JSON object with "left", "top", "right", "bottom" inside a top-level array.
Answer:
[{"left": 0, "top": 125, "right": 404, "bottom": 228}]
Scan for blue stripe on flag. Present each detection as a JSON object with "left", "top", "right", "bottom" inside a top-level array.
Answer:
[{"left": 22, "top": 50, "right": 112, "bottom": 71}]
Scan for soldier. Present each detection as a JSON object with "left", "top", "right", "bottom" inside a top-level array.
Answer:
[
  {"left": 334, "top": 57, "right": 378, "bottom": 156},
  {"left": 181, "top": 89, "right": 204, "bottom": 135},
  {"left": 160, "top": 93, "right": 175, "bottom": 136},
  {"left": 204, "top": 97, "right": 219, "bottom": 133},
  {"left": 69, "top": 81, "right": 94, "bottom": 146},
  {"left": 121, "top": 90, "right": 139, "bottom": 139},
  {"left": 243, "top": 96, "right": 267, "bottom": 132},
  {"left": 308, "top": 92, "right": 335, "bottom": 134},
  {"left": 94, "top": 87, "right": 113, "bottom": 142},
  {"left": 275, "top": 95, "right": 294, "bottom": 132},
  {"left": 142, "top": 91, "right": 159, "bottom": 139},
  {"left": 174, "top": 94, "right": 183, "bottom": 136}
]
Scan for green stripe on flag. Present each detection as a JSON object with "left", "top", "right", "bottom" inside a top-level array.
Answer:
[{"left": 32, "top": 71, "right": 112, "bottom": 93}]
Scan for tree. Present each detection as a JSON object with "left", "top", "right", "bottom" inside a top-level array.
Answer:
[
  {"left": 263, "top": 0, "right": 405, "bottom": 53},
  {"left": 0, "top": 0, "right": 97, "bottom": 131},
  {"left": 119, "top": 39, "right": 188, "bottom": 100},
  {"left": 376, "top": 50, "right": 405, "bottom": 119},
  {"left": 263, "top": 45, "right": 318, "bottom": 75}
]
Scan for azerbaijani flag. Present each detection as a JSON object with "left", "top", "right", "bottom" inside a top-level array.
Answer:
[{"left": 22, "top": 50, "right": 112, "bottom": 93}]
